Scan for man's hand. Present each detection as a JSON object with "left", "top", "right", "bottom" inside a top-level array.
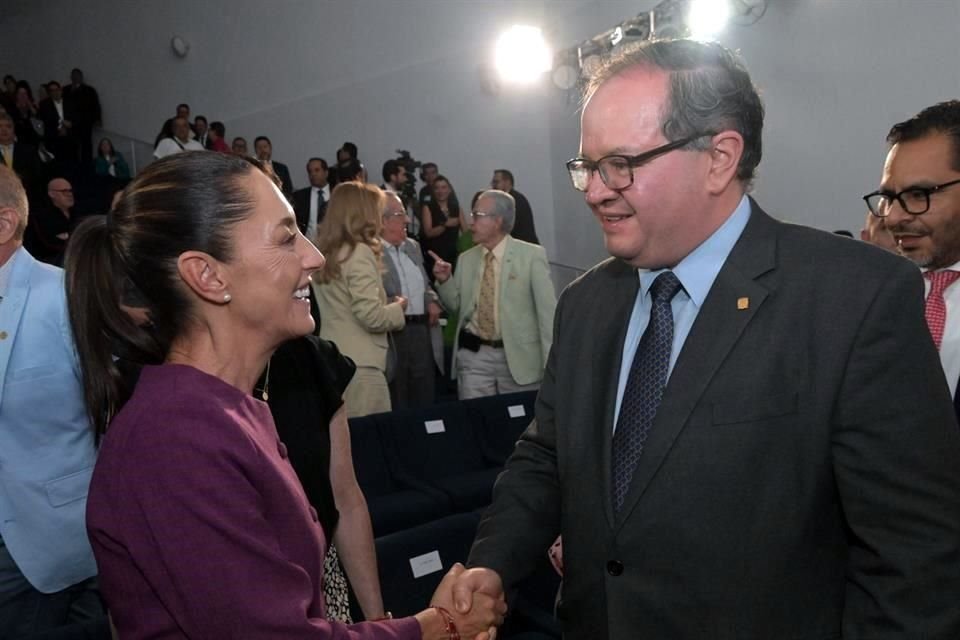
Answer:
[
  {"left": 449, "top": 566, "right": 504, "bottom": 616},
  {"left": 430, "top": 564, "right": 506, "bottom": 640},
  {"left": 427, "top": 301, "right": 443, "bottom": 327},
  {"left": 429, "top": 251, "right": 452, "bottom": 284},
  {"left": 393, "top": 295, "right": 408, "bottom": 311}
]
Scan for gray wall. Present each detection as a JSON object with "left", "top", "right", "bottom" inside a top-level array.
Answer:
[{"left": 3, "top": 0, "right": 959, "bottom": 273}]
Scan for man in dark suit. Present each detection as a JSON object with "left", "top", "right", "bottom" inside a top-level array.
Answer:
[
  {"left": 491, "top": 168, "right": 539, "bottom": 245},
  {"left": 380, "top": 192, "right": 443, "bottom": 409},
  {"left": 292, "top": 157, "right": 330, "bottom": 239},
  {"left": 864, "top": 100, "right": 960, "bottom": 427},
  {"left": 37, "top": 81, "right": 78, "bottom": 175},
  {"left": 0, "top": 111, "right": 43, "bottom": 204},
  {"left": 452, "top": 39, "right": 960, "bottom": 639},
  {"left": 254, "top": 135, "right": 293, "bottom": 198},
  {"left": 62, "top": 68, "right": 101, "bottom": 168}
]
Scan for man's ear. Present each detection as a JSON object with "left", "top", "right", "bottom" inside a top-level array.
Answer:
[
  {"left": 705, "top": 131, "right": 745, "bottom": 194},
  {"left": 176, "top": 251, "right": 231, "bottom": 304},
  {"left": 0, "top": 207, "right": 19, "bottom": 245}
]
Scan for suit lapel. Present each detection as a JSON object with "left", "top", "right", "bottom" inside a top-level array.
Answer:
[
  {"left": 498, "top": 237, "right": 514, "bottom": 310},
  {"left": 0, "top": 249, "right": 32, "bottom": 404},
  {"left": 615, "top": 204, "right": 779, "bottom": 527},
  {"left": 590, "top": 259, "right": 641, "bottom": 529}
]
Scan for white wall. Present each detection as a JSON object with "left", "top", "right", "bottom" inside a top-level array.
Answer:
[{"left": 3, "top": 0, "right": 959, "bottom": 273}]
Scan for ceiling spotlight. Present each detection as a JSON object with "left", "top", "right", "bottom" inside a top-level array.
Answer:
[
  {"left": 494, "top": 25, "right": 552, "bottom": 84},
  {"left": 687, "top": 0, "right": 732, "bottom": 40}
]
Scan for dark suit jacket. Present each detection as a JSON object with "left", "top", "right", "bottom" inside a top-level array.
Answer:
[
  {"left": 37, "top": 98, "right": 75, "bottom": 144},
  {"left": 469, "top": 201, "right": 960, "bottom": 639},
  {"left": 292, "top": 186, "right": 327, "bottom": 235},
  {"left": 2, "top": 143, "right": 44, "bottom": 200},
  {"left": 272, "top": 161, "right": 294, "bottom": 198},
  {"left": 509, "top": 189, "right": 539, "bottom": 245}
]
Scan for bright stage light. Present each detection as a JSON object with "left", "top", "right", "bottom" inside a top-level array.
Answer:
[
  {"left": 495, "top": 25, "right": 552, "bottom": 84},
  {"left": 687, "top": 0, "right": 732, "bottom": 40}
]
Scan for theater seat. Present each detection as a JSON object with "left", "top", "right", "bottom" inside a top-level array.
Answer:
[
  {"left": 374, "top": 511, "right": 482, "bottom": 618},
  {"left": 464, "top": 391, "right": 538, "bottom": 466},
  {"left": 348, "top": 414, "right": 453, "bottom": 537},
  {"left": 377, "top": 402, "right": 501, "bottom": 512}
]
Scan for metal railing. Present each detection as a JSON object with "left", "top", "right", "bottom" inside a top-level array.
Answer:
[{"left": 549, "top": 260, "right": 587, "bottom": 292}]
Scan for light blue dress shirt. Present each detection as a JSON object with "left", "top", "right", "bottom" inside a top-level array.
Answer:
[{"left": 613, "top": 195, "right": 752, "bottom": 430}]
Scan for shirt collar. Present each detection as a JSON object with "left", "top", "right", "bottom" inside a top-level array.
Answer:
[
  {"left": 921, "top": 260, "right": 960, "bottom": 274},
  {"left": 485, "top": 235, "right": 509, "bottom": 261},
  {"left": 637, "top": 194, "right": 751, "bottom": 307}
]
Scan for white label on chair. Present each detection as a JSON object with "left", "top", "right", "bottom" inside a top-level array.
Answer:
[
  {"left": 508, "top": 404, "right": 526, "bottom": 418},
  {"left": 410, "top": 550, "right": 443, "bottom": 578},
  {"left": 425, "top": 419, "right": 446, "bottom": 434}
]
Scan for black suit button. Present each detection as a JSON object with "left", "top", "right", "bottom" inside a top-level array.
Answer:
[{"left": 607, "top": 560, "right": 624, "bottom": 576}]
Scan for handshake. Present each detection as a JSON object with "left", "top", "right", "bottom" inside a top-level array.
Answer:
[{"left": 413, "top": 564, "right": 506, "bottom": 640}]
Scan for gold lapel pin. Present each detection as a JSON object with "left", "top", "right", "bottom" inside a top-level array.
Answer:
[
  {"left": 0, "top": 331, "right": 7, "bottom": 340},
  {"left": 737, "top": 297, "right": 749, "bottom": 310}
]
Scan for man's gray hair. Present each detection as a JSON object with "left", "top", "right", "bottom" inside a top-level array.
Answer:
[
  {"left": 0, "top": 166, "right": 29, "bottom": 242},
  {"left": 584, "top": 39, "right": 765, "bottom": 189},
  {"left": 479, "top": 189, "right": 515, "bottom": 234},
  {"left": 382, "top": 190, "right": 403, "bottom": 216}
]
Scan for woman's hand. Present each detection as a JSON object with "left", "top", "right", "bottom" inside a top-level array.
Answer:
[{"left": 445, "top": 216, "right": 460, "bottom": 228}]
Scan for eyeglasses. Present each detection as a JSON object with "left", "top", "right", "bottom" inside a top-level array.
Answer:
[
  {"left": 50, "top": 188, "right": 73, "bottom": 194},
  {"left": 468, "top": 211, "right": 495, "bottom": 221},
  {"left": 565, "top": 132, "right": 715, "bottom": 192},
  {"left": 863, "top": 178, "right": 960, "bottom": 217}
]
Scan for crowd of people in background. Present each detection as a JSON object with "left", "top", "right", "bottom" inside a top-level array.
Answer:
[{"left": 7, "top": 35, "right": 960, "bottom": 639}]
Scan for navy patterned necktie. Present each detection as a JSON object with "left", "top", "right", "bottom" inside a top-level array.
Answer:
[{"left": 612, "top": 270, "right": 683, "bottom": 513}]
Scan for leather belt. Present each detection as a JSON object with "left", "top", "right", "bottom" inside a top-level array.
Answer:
[
  {"left": 459, "top": 329, "right": 504, "bottom": 350},
  {"left": 405, "top": 314, "right": 428, "bottom": 324}
]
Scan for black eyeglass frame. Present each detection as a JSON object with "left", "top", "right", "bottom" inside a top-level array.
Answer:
[
  {"left": 863, "top": 178, "right": 960, "bottom": 218},
  {"left": 565, "top": 132, "right": 716, "bottom": 192}
]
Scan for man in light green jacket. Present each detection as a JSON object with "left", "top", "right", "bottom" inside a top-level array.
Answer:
[{"left": 431, "top": 189, "right": 556, "bottom": 399}]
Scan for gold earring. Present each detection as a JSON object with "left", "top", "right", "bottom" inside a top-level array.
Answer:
[{"left": 223, "top": 293, "right": 232, "bottom": 302}]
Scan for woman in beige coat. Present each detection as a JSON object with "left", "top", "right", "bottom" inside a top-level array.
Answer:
[{"left": 313, "top": 182, "right": 406, "bottom": 416}]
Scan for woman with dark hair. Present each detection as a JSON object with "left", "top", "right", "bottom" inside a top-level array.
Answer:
[
  {"left": 94, "top": 138, "right": 131, "bottom": 180},
  {"left": 420, "top": 175, "right": 461, "bottom": 276},
  {"left": 0, "top": 75, "right": 16, "bottom": 115},
  {"left": 11, "top": 83, "right": 40, "bottom": 146},
  {"left": 65, "top": 151, "right": 503, "bottom": 639}
]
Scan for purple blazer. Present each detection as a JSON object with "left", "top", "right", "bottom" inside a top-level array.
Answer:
[{"left": 86, "top": 364, "right": 419, "bottom": 639}]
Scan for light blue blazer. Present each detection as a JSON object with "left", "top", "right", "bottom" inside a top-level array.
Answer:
[{"left": 0, "top": 247, "right": 97, "bottom": 593}]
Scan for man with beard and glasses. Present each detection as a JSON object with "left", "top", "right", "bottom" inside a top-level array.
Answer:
[{"left": 864, "top": 99, "right": 960, "bottom": 424}]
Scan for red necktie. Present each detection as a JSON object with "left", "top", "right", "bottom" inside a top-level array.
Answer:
[{"left": 924, "top": 270, "right": 960, "bottom": 350}]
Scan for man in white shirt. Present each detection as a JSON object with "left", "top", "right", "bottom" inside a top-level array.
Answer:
[
  {"left": 37, "top": 81, "right": 77, "bottom": 172},
  {"left": 153, "top": 117, "right": 203, "bottom": 159},
  {"left": 381, "top": 192, "right": 443, "bottom": 408},
  {"left": 292, "top": 157, "right": 331, "bottom": 241},
  {"left": 866, "top": 99, "right": 960, "bottom": 421}
]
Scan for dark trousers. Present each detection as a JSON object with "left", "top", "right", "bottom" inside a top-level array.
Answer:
[
  {"left": 388, "top": 323, "right": 436, "bottom": 410},
  {"left": 0, "top": 538, "right": 106, "bottom": 640}
]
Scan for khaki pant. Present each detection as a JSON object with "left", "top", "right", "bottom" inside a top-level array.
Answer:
[
  {"left": 456, "top": 345, "right": 540, "bottom": 400},
  {"left": 344, "top": 366, "right": 392, "bottom": 417}
]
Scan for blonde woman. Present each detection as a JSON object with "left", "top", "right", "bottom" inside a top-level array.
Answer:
[{"left": 313, "top": 182, "right": 406, "bottom": 417}]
